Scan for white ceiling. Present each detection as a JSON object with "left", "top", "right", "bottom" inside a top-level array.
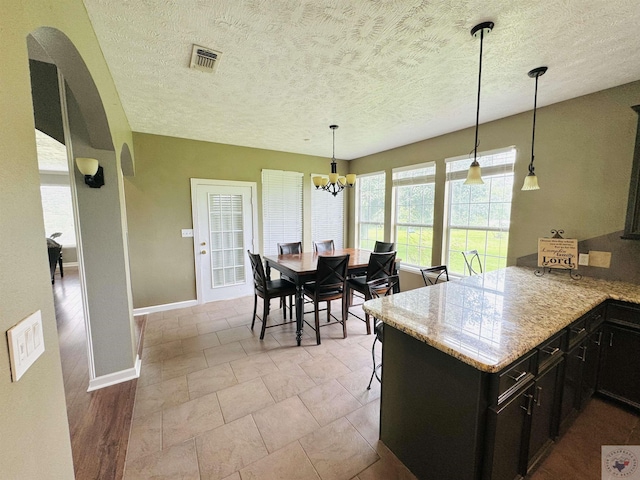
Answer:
[{"left": 82, "top": 0, "right": 640, "bottom": 160}]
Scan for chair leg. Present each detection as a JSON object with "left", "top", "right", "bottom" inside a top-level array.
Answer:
[
  {"left": 260, "top": 296, "right": 268, "bottom": 340},
  {"left": 289, "top": 294, "right": 293, "bottom": 319},
  {"left": 282, "top": 296, "right": 287, "bottom": 320},
  {"left": 364, "top": 312, "right": 372, "bottom": 335},
  {"left": 314, "top": 299, "right": 321, "bottom": 345},
  {"left": 367, "top": 337, "right": 378, "bottom": 390},
  {"left": 342, "top": 294, "right": 348, "bottom": 339},
  {"left": 327, "top": 299, "right": 331, "bottom": 322},
  {"left": 251, "top": 294, "right": 258, "bottom": 330}
]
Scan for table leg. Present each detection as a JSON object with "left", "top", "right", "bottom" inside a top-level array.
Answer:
[{"left": 295, "top": 285, "right": 304, "bottom": 346}]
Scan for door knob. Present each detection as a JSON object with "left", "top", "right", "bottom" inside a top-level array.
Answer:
[{"left": 201, "top": 250, "right": 207, "bottom": 254}]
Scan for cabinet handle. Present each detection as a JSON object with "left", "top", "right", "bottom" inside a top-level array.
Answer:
[
  {"left": 577, "top": 345, "right": 587, "bottom": 362},
  {"left": 594, "top": 331, "right": 603, "bottom": 346},
  {"left": 535, "top": 386, "right": 543, "bottom": 407},
  {"left": 609, "top": 332, "right": 614, "bottom": 347},
  {"left": 508, "top": 371, "right": 527, "bottom": 382},
  {"left": 542, "top": 346, "right": 560, "bottom": 356},
  {"left": 520, "top": 393, "right": 534, "bottom": 415},
  {"left": 571, "top": 327, "right": 586, "bottom": 335}
]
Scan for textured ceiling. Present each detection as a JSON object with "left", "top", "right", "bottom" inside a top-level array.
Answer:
[{"left": 82, "top": 0, "right": 640, "bottom": 160}]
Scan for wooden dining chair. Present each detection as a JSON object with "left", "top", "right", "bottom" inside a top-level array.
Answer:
[
  {"left": 462, "top": 250, "right": 483, "bottom": 276},
  {"left": 247, "top": 251, "right": 297, "bottom": 339},
  {"left": 303, "top": 254, "right": 350, "bottom": 345},
  {"left": 373, "top": 241, "right": 395, "bottom": 253},
  {"left": 365, "top": 275, "right": 400, "bottom": 390},
  {"left": 346, "top": 251, "right": 396, "bottom": 334},
  {"left": 313, "top": 239, "right": 335, "bottom": 254},
  {"left": 420, "top": 265, "right": 449, "bottom": 286},
  {"left": 277, "top": 242, "right": 302, "bottom": 316}
]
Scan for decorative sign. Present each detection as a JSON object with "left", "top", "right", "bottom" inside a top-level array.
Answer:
[{"left": 538, "top": 237, "right": 578, "bottom": 270}]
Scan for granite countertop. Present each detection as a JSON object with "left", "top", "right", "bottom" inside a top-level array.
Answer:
[{"left": 362, "top": 266, "right": 640, "bottom": 373}]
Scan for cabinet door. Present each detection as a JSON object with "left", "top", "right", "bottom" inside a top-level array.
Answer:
[
  {"left": 579, "top": 327, "right": 603, "bottom": 410},
  {"left": 485, "top": 385, "right": 533, "bottom": 480},
  {"left": 527, "top": 360, "right": 562, "bottom": 471},
  {"left": 559, "top": 341, "right": 584, "bottom": 430},
  {"left": 598, "top": 323, "right": 640, "bottom": 407}
]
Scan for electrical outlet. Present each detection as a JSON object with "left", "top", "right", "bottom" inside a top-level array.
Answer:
[{"left": 7, "top": 310, "right": 45, "bottom": 382}]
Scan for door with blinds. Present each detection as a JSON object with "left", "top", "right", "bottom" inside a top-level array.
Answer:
[{"left": 193, "top": 180, "right": 257, "bottom": 302}]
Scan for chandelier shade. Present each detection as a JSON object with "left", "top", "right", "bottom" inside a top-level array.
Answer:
[{"left": 312, "top": 125, "right": 356, "bottom": 196}]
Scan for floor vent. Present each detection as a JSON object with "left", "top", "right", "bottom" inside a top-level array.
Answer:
[{"left": 189, "top": 45, "right": 222, "bottom": 73}]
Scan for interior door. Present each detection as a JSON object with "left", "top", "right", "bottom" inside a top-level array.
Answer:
[{"left": 194, "top": 181, "right": 256, "bottom": 302}]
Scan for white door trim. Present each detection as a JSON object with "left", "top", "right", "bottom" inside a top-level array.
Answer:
[{"left": 190, "top": 178, "right": 258, "bottom": 304}]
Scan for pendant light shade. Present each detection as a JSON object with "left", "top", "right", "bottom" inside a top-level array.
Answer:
[
  {"left": 522, "top": 66, "right": 548, "bottom": 191},
  {"left": 464, "top": 21, "right": 494, "bottom": 186},
  {"left": 312, "top": 125, "right": 356, "bottom": 196}
]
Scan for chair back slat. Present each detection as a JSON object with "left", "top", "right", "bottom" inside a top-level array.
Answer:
[
  {"left": 421, "top": 265, "right": 449, "bottom": 286},
  {"left": 278, "top": 242, "right": 302, "bottom": 255},
  {"left": 365, "top": 251, "right": 397, "bottom": 282},
  {"left": 315, "top": 254, "right": 349, "bottom": 294},
  {"left": 373, "top": 241, "right": 395, "bottom": 253},
  {"left": 462, "top": 250, "right": 483, "bottom": 275},
  {"left": 313, "top": 240, "right": 335, "bottom": 254},
  {"left": 248, "top": 250, "right": 267, "bottom": 290},
  {"left": 366, "top": 275, "right": 400, "bottom": 300}
]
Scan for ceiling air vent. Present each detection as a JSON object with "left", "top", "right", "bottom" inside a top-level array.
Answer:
[{"left": 189, "top": 45, "right": 222, "bottom": 73}]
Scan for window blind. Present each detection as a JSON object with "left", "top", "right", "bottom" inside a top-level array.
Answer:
[{"left": 262, "top": 169, "right": 303, "bottom": 256}]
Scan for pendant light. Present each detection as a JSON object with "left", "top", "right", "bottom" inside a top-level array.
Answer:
[
  {"left": 464, "top": 21, "right": 494, "bottom": 185},
  {"left": 522, "top": 66, "right": 548, "bottom": 191},
  {"left": 312, "top": 125, "right": 356, "bottom": 196}
]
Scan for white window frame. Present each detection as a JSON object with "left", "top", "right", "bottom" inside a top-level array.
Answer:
[
  {"left": 391, "top": 161, "right": 436, "bottom": 268},
  {"left": 443, "top": 146, "right": 516, "bottom": 276},
  {"left": 261, "top": 169, "right": 303, "bottom": 256},
  {"left": 310, "top": 174, "right": 344, "bottom": 249},
  {"left": 355, "top": 171, "right": 386, "bottom": 250}
]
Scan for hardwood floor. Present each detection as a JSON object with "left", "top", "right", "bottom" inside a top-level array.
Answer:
[{"left": 53, "top": 267, "right": 143, "bottom": 480}]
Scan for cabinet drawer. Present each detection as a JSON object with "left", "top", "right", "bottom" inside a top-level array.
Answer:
[
  {"left": 536, "top": 331, "right": 565, "bottom": 374},
  {"left": 567, "top": 317, "right": 587, "bottom": 349},
  {"left": 586, "top": 305, "right": 605, "bottom": 332},
  {"left": 606, "top": 302, "right": 640, "bottom": 328},
  {"left": 497, "top": 352, "right": 536, "bottom": 403}
]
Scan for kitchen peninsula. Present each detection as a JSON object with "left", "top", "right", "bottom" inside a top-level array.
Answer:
[{"left": 363, "top": 266, "right": 640, "bottom": 480}]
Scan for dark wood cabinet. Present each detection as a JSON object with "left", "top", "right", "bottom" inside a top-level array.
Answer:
[
  {"left": 559, "top": 336, "right": 584, "bottom": 431},
  {"left": 598, "top": 323, "right": 640, "bottom": 408},
  {"left": 485, "top": 384, "right": 532, "bottom": 480},
  {"left": 579, "top": 326, "right": 603, "bottom": 410},
  {"left": 527, "top": 359, "right": 563, "bottom": 472}
]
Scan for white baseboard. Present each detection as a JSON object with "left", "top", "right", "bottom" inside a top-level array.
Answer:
[
  {"left": 133, "top": 299, "right": 198, "bottom": 316},
  {"left": 87, "top": 355, "right": 141, "bottom": 392}
]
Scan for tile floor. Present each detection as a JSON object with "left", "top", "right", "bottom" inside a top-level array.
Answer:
[{"left": 124, "top": 297, "right": 416, "bottom": 480}]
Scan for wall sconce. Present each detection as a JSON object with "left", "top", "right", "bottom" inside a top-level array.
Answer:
[{"left": 75, "top": 157, "right": 104, "bottom": 188}]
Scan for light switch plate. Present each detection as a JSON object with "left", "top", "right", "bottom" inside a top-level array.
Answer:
[
  {"left": 588, "top": 250, "right": 612, "bottom": 268},
  {"left": 181, "top": 229, "right": 194, "bottom": 238},
  {"left": 7, "top": 310, "right": 45, "bottom": 382},
  {"left": 578, "top": 253, "right": 589, "bottom": 266}
]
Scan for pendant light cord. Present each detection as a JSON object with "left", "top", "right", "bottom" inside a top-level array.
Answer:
[
  {"left": 530, "top": 74, "right": 539, "bottom": 173},
  {"left": 473, "top": 28, "right": 484, "bottom": 161}
]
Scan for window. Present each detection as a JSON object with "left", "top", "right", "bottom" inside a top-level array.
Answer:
[
  {"left": 311, "top": 175, "right": 344, "bottom": 249},
  {"left": 40, "top": 182, "right": 77, "bottom": 246},
  {"left": 262, "top": 169, "right": 303, "bottom": 256},
  {"left": 444, "top": 147, "right": 516, "bottom": 275},
  {"left": 356, "top": 172, "right": 386, "bottom": 250},
  {"left": 392, "top": 162, "right": 436, "bottom": 268}
]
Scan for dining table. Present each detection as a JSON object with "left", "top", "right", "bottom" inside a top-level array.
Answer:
[{"left": 264, "top": 248, "right": 398, "bottom": 345}]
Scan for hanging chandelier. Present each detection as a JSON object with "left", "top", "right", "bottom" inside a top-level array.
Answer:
[
  {"left": 312, "top": 125, "right": 356, "bottom": 196},
  {"left": 464, "top": 21, "right": 494, "bottom": 185},
  {"left": 522, "top": 66, "right": 548, "bottom": 191}
]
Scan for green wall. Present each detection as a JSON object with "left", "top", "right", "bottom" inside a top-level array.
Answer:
[
  {"left": 2, "top": 1, "right": 134, "bottom": 477},
  {"left": 348, "top": 81, "right": 640, "bottom": 271},
  {"left": 125, "top": 133, "right": 351, "bottom": 308}
]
